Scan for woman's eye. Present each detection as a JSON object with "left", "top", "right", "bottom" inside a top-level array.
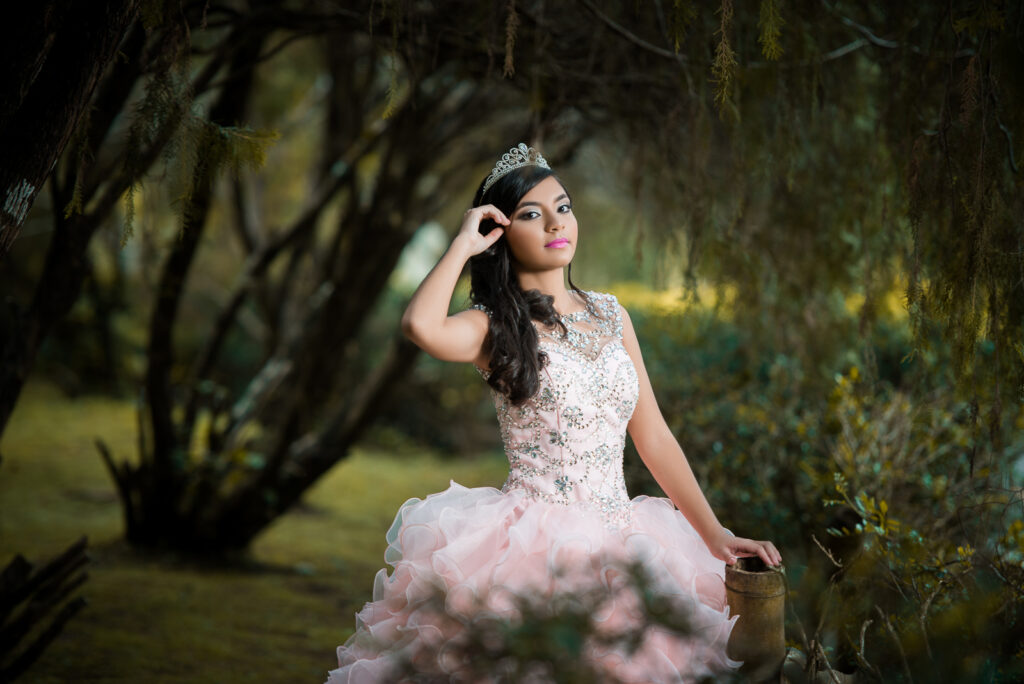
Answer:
[{"left": 517, "top": 205, "right": 569, "bottom": 220}]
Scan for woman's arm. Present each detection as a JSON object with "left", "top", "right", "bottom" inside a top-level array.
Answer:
[
  {"left": 620, "top": 303, "right": 782, "bottom": 567},
  {"left": 400, "top": 205, "right": 508, "bottom": 367}
]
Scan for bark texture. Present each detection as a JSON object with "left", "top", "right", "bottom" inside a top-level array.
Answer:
[{"left": 0, "top": 0, "right": 139, "bottom": 252}]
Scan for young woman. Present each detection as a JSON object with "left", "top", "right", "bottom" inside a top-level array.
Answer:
[{"left": 326, "top": 143, "right": 781, "bottom": 683}]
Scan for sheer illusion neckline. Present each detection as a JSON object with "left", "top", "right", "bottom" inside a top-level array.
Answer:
[
  {"left": 555, "top": 291, "right": 596, "bottom": 320},
  {"left": 532, "top": 291, "right": 606, "bottom": 337}
]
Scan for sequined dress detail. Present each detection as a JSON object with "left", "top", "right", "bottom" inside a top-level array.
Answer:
[
  {"left": 482, "top": 291, "right": 638, "bottom": 528},
  {"left": 326, "top": 291, "right": 741, "bottom": 683}
]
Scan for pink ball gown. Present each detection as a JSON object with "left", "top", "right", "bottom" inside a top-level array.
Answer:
[{"left": 326, "top": 291, "right": 742, "bottom": 683}]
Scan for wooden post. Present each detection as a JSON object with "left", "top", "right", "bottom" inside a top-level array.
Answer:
[{"left": 726, "top": 556, "right": 787, "bottom": 683}]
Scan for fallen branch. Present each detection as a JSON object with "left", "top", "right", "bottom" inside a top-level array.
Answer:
[{"left": 0, "top": 537, "right": 90, "bottom": 681}]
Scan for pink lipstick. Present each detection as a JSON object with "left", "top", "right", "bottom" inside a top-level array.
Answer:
[{"left": 545, "top": 238, "right": 569, "bottom": 248}]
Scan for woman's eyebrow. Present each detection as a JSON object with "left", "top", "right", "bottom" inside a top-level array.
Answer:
[{"left": 514, "top": 193, "right": 569, "bottom": 210}]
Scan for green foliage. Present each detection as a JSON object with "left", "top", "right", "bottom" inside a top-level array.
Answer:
[
  {"left": 952, "top": 2, "right": 1006, "bottom": 37},
  {"left": 114, "top": 5, "right": 278, "bottom": 245},
  {"left": 710, "top": 0, "right": 738, "bottom": 118},
  {"left": 616, "top": 287, "right": 1024, "bottom": 679},
  {"left": 503, "top": 0, "right": 520, "bottom": 78},
  {"left": 196, "top": 124, "right": 279, "bottom": 177},
  {"left": 138, "top": 0, "right": 173, "bottom": 33},
  {"left": 605, "top": 0, "right": 1024, "bottom": 453},
  {"left": 121, "top": 67, "right": 189, "bottom": 245},
  {"left": 62, "top": 106, "right": 92, "bottom": 219},
  {"left": 757, "top": 0, "right": 784, "bottom": 61},
  {"left": 813, "top": 366, "right": 1024, "bottom": 680},
  {"left": 165, "top": 115, "right": 278, "bottom": 230},
  {"left": 668, "top": 0, "right": 698, "bottom": 52},
  {"left": 382, "top": 2, "right": 403, "bottom": 118}
]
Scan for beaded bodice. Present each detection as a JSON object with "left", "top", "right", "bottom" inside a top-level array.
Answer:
[{"left": 472, "top": 291, "right": 640, "bottom": 527}]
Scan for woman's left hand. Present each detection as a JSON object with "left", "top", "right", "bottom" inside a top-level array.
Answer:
[{"left": 705, "top": 527, "right": 782, "bottom": 567}]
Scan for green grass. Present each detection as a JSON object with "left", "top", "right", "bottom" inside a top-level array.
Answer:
[{"left": 0, "top": 381, "right": 508, "bottom": 682}]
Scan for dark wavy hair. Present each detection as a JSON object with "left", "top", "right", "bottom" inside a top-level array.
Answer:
[{"left": 468, "top": 164, "right": 596, "bottom": 405}]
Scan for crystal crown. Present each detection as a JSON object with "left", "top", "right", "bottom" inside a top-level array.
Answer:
[{"left": 482, "top": 143, "right": 551, "bottom": 195}]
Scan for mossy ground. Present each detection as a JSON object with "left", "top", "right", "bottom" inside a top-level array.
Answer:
[{"left": 1, "top": 381, "right": 508, "bottom": 682}]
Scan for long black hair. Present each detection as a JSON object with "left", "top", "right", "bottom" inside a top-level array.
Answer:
[{"left": 468, "top": 164, "right": 594, "bottom": 405}]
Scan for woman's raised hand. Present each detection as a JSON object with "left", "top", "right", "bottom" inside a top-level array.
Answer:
[
  {"left": 402, "top": 204, "right": 508, "bottom": 359},
  {"left": 453, "top": 205, "right": 509, "bottom": 257}
]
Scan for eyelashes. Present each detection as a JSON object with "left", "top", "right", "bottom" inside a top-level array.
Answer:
[{"left": 517, "top": 204, "right": 572, "bottom": 221}]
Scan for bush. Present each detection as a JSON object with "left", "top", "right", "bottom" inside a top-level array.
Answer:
[{"left": 620, "top": 291, "right": 1024, "bottom": 680}]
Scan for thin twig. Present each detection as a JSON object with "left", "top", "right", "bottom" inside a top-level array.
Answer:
[
  {"left": 917, "top": 575, "right": 950, "bottom": 659},
  {"left": 989, "top": 87, "right": 1019, "bottom": 174},
  {"left": 814, "top": 639, "right": 841, "bottom": 683},
  {"left": 875, "top": 606, "right": 913, "bottom": 682},
  {"left": 820, "top": 0, "right": 975, "bottom": 58},
  {"left": 576, "top": 0, "right": 688, "bottom": 62},
  {"left": 854, "top": 618, "right": 883, "bottom": 680},
  {"left": 812, "top": 532, "right": 844, "bottom": 568},
  {"left": 814, "top": 580, "right": 835, "bottom": 638},
  {"left": 787, "top": 594, "right": 813, "bottom": 656}
]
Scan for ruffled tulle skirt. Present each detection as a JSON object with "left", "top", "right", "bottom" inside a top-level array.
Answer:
[{"left": 326, "top": 481, "right": 742, "bottom": 683}]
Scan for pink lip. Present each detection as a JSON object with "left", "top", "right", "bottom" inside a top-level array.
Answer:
[{"left": 545, "top": 238, "right": 570, "bottom": 248}]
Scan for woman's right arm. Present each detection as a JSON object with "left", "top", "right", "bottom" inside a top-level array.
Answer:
[{"left": 400, "top": 205, "right": 509, "bottom": 366}]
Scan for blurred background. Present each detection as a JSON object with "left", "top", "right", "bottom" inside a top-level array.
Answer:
[{"left": 1, "top": 1, "right": 1022, "bottom": 681}]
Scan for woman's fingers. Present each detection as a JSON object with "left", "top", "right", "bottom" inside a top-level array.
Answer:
[
  {"left": 457, "top": 206, "right": 509, "bottom": 252},
  {"left": 482, "top": 227, "right": 504, "bottom": 246},
  {"left": 737, "top": 541, "right": 768, "bottom": 566},
  {"left": 478, "top": 204, "right": 509, "bottom": 223},
  {"left": 760, "top": 542, "right": 778, "bottom": 566},
  {"left": 452, "top": 206, "right": 509, "bottom": 257},
  {"left": 730, "top": 539, "right": 782, "bottom": 567},
  {"left": 464, "top": 204, "right": 509, "bottom": 227}
]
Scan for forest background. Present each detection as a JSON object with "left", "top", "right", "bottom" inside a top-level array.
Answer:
[{"left": 1, "top": 0, "right": 1022, "bottom": 681}]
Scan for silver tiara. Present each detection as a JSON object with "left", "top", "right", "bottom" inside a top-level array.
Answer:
[{"left": 482, "top": 143, "right": 551, "bottom": 195}]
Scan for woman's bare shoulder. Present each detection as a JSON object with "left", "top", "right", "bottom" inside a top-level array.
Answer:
[
  {"left": 454, "top": 307, "right": 491, "bottom": 370},
  {"left": 458, "top": 305, "right": 490, "bottom": 324}
]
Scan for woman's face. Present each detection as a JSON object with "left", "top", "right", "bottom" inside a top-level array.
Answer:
[{"left": 504, "top": 176, "right": 577, "bottom": 273}]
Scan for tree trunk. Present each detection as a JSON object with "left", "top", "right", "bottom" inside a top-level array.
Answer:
[
  {"left": 0, "top": 15, "right": 222, "bottom": 438},
  {"left": 206, "top": 334, "right": 422, "bottom": 551},
  {"left": 128, "top": 35, "right": 266, "bottom": 547},
  {"left": 0, "top": 0, "right": 139, "bottom": 254}
]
